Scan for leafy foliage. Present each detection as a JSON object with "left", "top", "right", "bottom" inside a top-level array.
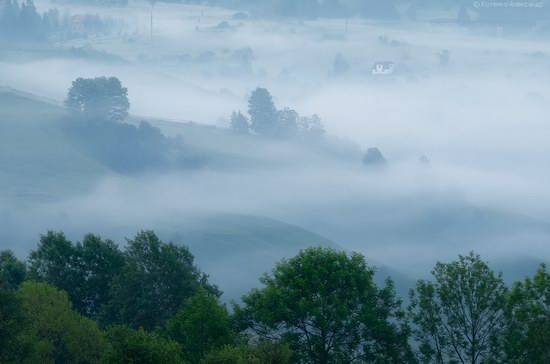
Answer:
[
  {"left": 18, "top": 282, "right": 108, "bottom": 364},
  {"left": 408, "top": 252, "right": 507, "bottom": 364},
  {"left": 237, "top": 247, "right": 415, "bottom": 363},
  {"left": 0, "top": 278, "right": 29, "bottom": 363},
  {"left": 28, "top": 231, "right": 79, "bottom": 299},
  {"left": 200, "top": 345, "right": 260, "bottom": 364},
  {"left": 28, "top": 231, "right": 124, "bottom": 320},
  {"left": 65, "top": 76, "right": 130, "bottom": 123},
  {"left": 103, "top": 325, "right": 186, "bottom": 364},
  {"left": 0, "top": 250, "right": 27, "bottom": 289},
  {"left": 102, "top": 230, "right": 219, "bottom": 331},
  {"left": 505, "top": 263, "right": 550, "bottom": 363},
  {"left": 5, "top": 229, "right": 550, "bottom": 363},
  {"left": 165, "top": 288, "right": 236, "bottom": 363}
]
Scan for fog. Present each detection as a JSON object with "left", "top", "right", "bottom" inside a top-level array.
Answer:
[{"left": 1, "top": 0, "right": 550, "bottom": 299}]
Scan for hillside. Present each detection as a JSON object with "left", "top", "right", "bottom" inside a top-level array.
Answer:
[
  {"left": 0, "top": 87, "right": 116, "bottom": 203},
  {"left": 0, "top": 88, "right": 347, "bottom": 300},
  {"left": 1, "top": 87, "right": 548, "bottom": 301}
]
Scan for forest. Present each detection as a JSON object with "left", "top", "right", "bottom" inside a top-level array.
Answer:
[{"left": 1, "top": 230, "right": 549, "bottom": 363}]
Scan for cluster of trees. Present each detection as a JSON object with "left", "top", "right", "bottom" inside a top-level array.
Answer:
[
  {"left": 230, "top": 87, "right": 326, "bottom": 142},
  {"left": 173, "top": 0, "right": 549, "bottom": 24},
  {"left": 175, "top": 0, "right": 400, "bottom": 20},
  {"left": 64, "top": 76, "right": 204, "bottom": 173},
  {"left": 2, "top": 231, "right": 550, "bottom": 363},
  {"left": 0, "top": 0, "right": 118, "bottom": 42}
]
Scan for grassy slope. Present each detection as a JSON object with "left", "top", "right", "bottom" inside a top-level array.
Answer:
[
  {"left": 0, "top": 89, "right": 343, "bottom": 300},
  {"left": 0, "top": 87, "right": 114, "bottom": 203},
  {"left": 159, "top": 212, "right": 340, "bottom": 301}
]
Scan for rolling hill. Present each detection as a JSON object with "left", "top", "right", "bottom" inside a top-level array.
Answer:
[{"left": 0, "top": 87, "right": 116, "bottom": 203}]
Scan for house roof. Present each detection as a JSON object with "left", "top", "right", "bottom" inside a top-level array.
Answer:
[{"left": 373, "top": 61, "right": 394, "bottom": 69}]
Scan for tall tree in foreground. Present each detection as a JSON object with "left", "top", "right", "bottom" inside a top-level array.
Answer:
[
  {"left": 237, "top": 247, "right": 415, "bottom": 364},
  {"left": 73, "top": 234, "right": 125, "bottom": 318},
  {"left": 408, "top": 252, "right": 507, "bottom": 364},
  {"left": 165, "top": 288, "right": 236, "bottom": 363},
  {"left": 103, "top": 325, "right": 185, "bottom": 364},
  {"left": 0, "top": 250, "right": 27, "bottom": 289},
  {"left": 19, "top": 282, "right": 107, "bottom": 364},
  {"left": 0, "top": 277, "right": 29, "bottom": 363},
  {"left": 505, "top": 263, "right": 550, "bottom": 363},
  {"left": 64, "top": 76, "right": 130, "bottom": 122},
  {"left": 102, "top": 230, "right": 219, "bottom": 330},
  {"left": 28, "top": 231, "right": 124, "bottom": 320}
]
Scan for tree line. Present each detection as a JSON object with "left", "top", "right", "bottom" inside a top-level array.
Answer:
[
  {"left": 1, "top": 230, "right": 549, "bottom": 363},
  {"left": 229, "top": 87, "right": 326, "bottom": 142},
  {"left": 0, "top": 0, "right": 119, "bottom": 43},
  {"left": 63, "top": 76, "right": 380, "bottom": 173},
  {"left": 157, "top": 0, "right": 549, "bottom": 24}
]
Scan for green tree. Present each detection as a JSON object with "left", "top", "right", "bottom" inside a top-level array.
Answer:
[
  {"left": 73, "top": 234, "right": 125, "bottom": 318},
  {"left": 0, "top": 250, "right": 27, "bottom": 289},
  {"left": 28, "top": 230, "right": 78, "bottom": 296},
  {"left": 199, "top": 345, "right": 259, "bottom": 364},
  {"left": 103, "top": 325, "right": 186, "bottom": 364},
  {"left": 0, "top": 278, "right": 30, "bottom": 363},
  {"left": 248, "top": 87, "right": 278, "bottom": 136},
  {"left": 18, "top": 282, "right": 108, "bottom": 364},
  {"left": 230, "top": 110, "right": 250, "bottom": 134},
  {"left": 408, "top": 252, "right": 507, "bottom": 364},
  {"left": 505, "top": 263, "right": 550, "bottom": 363},
  {"left": 253, "top": 341, "right": 292, "bottom": 364},
  {"left": 102, "top": 230, "right": 218, "bottom": 330},
  {"left": 237, "top": 247, "right": 414, "bottom": 364},
  {"left": 28, "top": 231, "right": 124, "bottom": 320},
  {"left": 64, "top": 76, "right": 130, "bottom": 122},
  {"left": 165, "top": 288, "right": 235, "bottom": 363}
]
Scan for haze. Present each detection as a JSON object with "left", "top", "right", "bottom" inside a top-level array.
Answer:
[{"left": 1, "top": 0, "right": 550, "bottom": 300}]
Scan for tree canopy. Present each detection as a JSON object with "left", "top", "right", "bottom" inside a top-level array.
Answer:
[
  {"left": 28, "top": 231, "right": 124, "bottom": 320},
  {"left": 248, "top": 87, "right": 279, "bottom": 136},
  {"left": 237, "top": 246, "right": 415, "bottom": 364},
  {"left": 19, "top": 281, "right": 108, "bottom": 364},
  {"left": 0, "top": 250, "right": 26, "bottom": 289},
  {"left": 2, "top": 231, "right": 550, "bottom": 363},
  {"left": 165, "top": 288, "right": 236, "bottom": 363},
  {"left": 64, "top": 76, "right": 130, "bottom": 122},
  {"left": 103, "top": 325, "right": 185, "bottom": 364},
  {"left": 102, "top": 230, "right": 219, "bottom": 330},
  {"left": 245, "top": 87, "right": 326, "bottom": 141},
  {"left": 505, "top": 263, "right": 550, "bottom": 363},
  {"left": 408, "top": 252, "right": 508, "bottom": 364}
]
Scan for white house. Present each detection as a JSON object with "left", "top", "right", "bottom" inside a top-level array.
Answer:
[{"left": 372, "top": 61, "right": 394, "bottom": 75}]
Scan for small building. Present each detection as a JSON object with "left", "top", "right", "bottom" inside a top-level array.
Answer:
[{"left": 372, "top": 61, "right": 394, "bottom": 75}]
